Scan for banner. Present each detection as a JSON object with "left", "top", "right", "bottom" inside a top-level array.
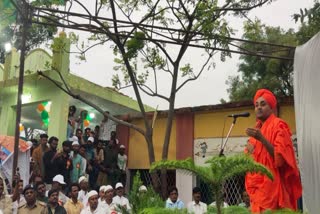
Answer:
[
  {"left": 0, "top": 135, "right": 31, "bottom": 187},
  {"left": 194, "top": 137, "right": 248, "bottom": 166}
]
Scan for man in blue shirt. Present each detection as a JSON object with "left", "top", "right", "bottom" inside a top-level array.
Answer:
[{"left": 165, "top": 186, "right": 185, "bottom": 209}]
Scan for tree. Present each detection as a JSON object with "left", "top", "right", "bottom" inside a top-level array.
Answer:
[
  {"left": 0, "top": 1, "right": 57, "bottom": 63},
  {"left": 150, "top": 154, "right": 273, "bottom": 214},
  {"left": 31, "top": 0, "right": 274, "bottom": 195},
  {"left": 294, "top": 0, "right": 320, "bottom": 44},
  {"left": 226, "top": 20, "right": 297, "bottom": 102},
  {"left": 227, "top": 1, "right": 320, "bottom": 102}
]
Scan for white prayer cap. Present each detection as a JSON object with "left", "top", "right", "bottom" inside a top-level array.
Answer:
[
  {"left": 87, "top": 137, "right": 94, "bottom": 142},
  {"left": 72, "top": 141, "right": 80, "bottom": 146},
  {"left": 115, "top": 182, "right": 123, "bottom": 189},
  {"left": 99, "top": 185, "right": 107, "bottom": 192},
  {"left": 105, "top": 185, "right": 113, "bottom": 192},
  {"left": 78, "top": 176, "right": 88, "bottom": 184},
  {"left": 69, "top": 136, "right": 78, "bottom": 142},
  {"left": 87, "top": 190, "right": 98, "bottom": 199},
  {"left": 52, "top": 174, "right": 66, "bottom": 185},
  {"left": 139, "top": 185, "right": 147, "bottom": 192}
]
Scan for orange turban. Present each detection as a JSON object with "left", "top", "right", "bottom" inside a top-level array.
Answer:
[{"left": 253, "top": 89, "right": 277, "bottom": 109}]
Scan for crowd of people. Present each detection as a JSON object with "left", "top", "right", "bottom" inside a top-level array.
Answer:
[
  {"left": 0, "top": 108, "right": 131, "bottom": 213},
  {"left": 0, "top": 173, "right": 134, "bottom": 214}
]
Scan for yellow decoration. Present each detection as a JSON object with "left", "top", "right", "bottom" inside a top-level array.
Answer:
[
  {"left": 19, "top": 124, "right": 24, "bottom": 132},
  {"left": 59, "top": 31, "right": 67, "bottom": 38}
]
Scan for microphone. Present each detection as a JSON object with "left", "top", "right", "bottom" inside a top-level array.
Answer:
[{"left": 228, "top": 112, "right": 250, "bottom": 118}]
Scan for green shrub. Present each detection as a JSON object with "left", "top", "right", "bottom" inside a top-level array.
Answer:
[
  {"left": 263, "top": 209, "right": 302, "bottom": 214},
  {"left": 128, "top": 172, "right": 164, "bottom": 213},
  {"left": 139, "top": 207, "right": 188, "bottom": 214}
]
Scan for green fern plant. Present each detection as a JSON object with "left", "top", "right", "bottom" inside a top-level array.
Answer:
[
  {"left": 222, "top": 206, "right": 250, "bottom": 214},
  {"left": 150, "top": 154, "right": 273, "bottom": 214}
]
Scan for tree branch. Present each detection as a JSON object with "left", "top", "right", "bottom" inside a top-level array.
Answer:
[
  {"left": 37, "top": 70, "right": 146, "bottom": 135},
  {"left": 72, "top": 39, "right": 110, "bottom": 55},
  {"left": 52, "top": 68, "right": 71, "bottom": 93},
  {"left": 176, "top": 50, "right": 215, "bottom": 92},
  {"left": 153, "top": 66, "right": 158, "bottom": 94},
  {"left": 122, "top": 0, "right": 162, "bottom": 44},
  {"left": 73, "top": 0, "right": 93, "bottom": 17},
  {"left": 167, "top": 0, "right": 187, "bottom": 32},
  {"left": 215, "top": 0, "right": 270, "bottom": 12},
  {"left": 138, "top": 27, "right": 175, "bottom": 65},
  {"left": 164, "top": 58, "right": 174, "bottom": 77},
  {"left": 96, "top": 0, "right": 103, "bottom": 16},
  {"left": 178, "top": 0, "right": 190, "bottom": 19},
  {"left": 138, "top": 84, "right": 170, "bottom": 102},
  {"left": 113, "top": 0, "right": 131, "bottom": 21}
]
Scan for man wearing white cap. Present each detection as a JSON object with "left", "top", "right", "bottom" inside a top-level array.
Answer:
[
  {"left": 78, "top": 176, "right": 89, "bottom": 207},
  {"left": 99, "top": 185, "right": 116, "bottom": 211},
  {"left": 98, "top": 186, "right": 107, "bottom": 204},
  {"left": 80, "top": 191, "right": 106, "bottom": 214},
  {"left": 51, "top": 174, "right": 69, "bottom": 206},
  {"left": 86, "top": 137, "right": 95, "bottom": 160},
  {"left": 86, "top": 137, "right": 96, "bottom": 189},
  {"left": 113, "top": 182, "right": 131, "bottom": 212},
  {"left": 139, "top": 185, "right": 147, "bottom": 194},
  {"left": 70, "top": 141, "right": 85, "bottom": 183},
  {"left": 118, "top": 145, "right": 127, "bottom": 186}
]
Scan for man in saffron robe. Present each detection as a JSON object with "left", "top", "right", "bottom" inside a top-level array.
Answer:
[{"left": 245, "top": 89, "right": 302, "bottom": 213}]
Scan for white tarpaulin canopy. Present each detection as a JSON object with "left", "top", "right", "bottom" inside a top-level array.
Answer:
[{"left": 294, "top": 32, "right": 320, "bottom": 214}]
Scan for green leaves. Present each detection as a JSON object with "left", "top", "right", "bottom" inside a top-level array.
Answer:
[
  {"left": 51, "top": 36, "right": 67, "bottom": 52},
  {"left": 180, "top": 64, "right": 193, "bottom": 77},
  {"left": 0, "top": 0, "right": 16, "bottom": 28},
  {"left": 140, "top": 208, "right": 188, "bottom": 214},
  {"left": 31, "top": 0, "right": 67, "bottom": 7},
  {"left": 226, "top": 19, "right": 297, "bottom": 101},
  {"left": 125, "top": 31, "right": 146, "bottom": 59},
  {"left": 150, "top": 157, "right": 214, "bottom": 183},
  {"left": 295, "top": 2, "right": 320, "bottom": 44}
]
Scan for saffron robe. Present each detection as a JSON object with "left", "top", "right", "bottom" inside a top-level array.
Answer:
[{"left": 245, "top": 114, "right": 302, "bottom": 213}]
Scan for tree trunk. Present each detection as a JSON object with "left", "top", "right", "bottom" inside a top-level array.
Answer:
[
  {"left": 161, "top": 64, "right": 179, "bottom": 197},
  {"left": 160, "top": 169, "right": 168, "bottom": 199},
  {"left": 145, "top": 126, "right": 161, "bottom": 192},
  {"left": 213, "top": 184, "right": 223, "bottom": 214},
  {"left": 160, "top": 104, "right": 175, "bottom": 198}
]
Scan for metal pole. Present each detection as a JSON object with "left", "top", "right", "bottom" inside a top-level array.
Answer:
[
  {"left": 12, "top": 1, "right": 28, "bottom": 183},
  {"left": 219, "top": 117, "right": 237, "bottom": 157}
]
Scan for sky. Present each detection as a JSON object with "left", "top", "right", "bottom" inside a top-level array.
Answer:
[{"left": 68, "top": 0, "right": 315, "bottom": 110}]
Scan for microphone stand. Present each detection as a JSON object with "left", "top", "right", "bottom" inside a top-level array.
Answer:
[{"left": 219, "top": 117, "right": 238, "bottom": 157}]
